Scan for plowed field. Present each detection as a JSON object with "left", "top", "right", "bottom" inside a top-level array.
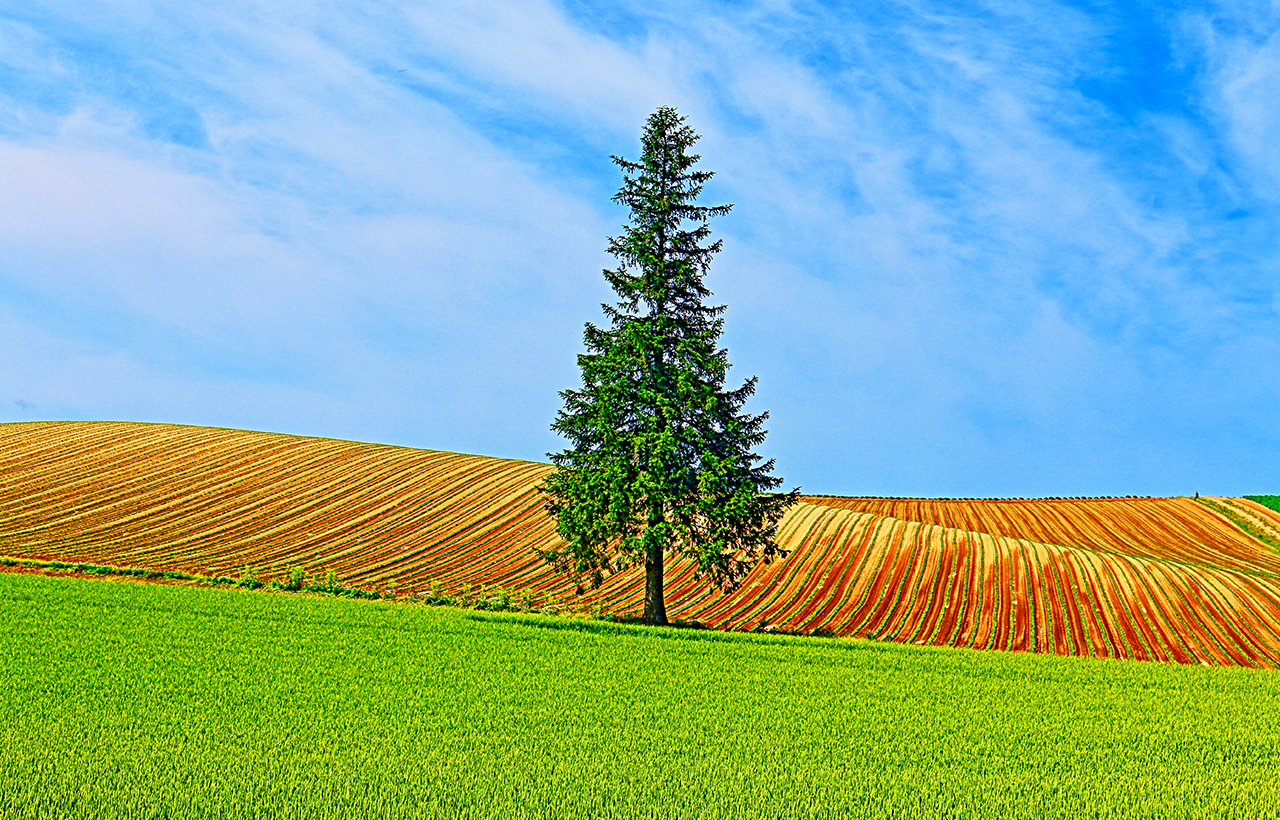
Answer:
[{"left": 4, "top": 421, "right": 1279, "bottom": 667}]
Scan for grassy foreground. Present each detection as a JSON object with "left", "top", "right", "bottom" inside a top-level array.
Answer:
[{"left": 3, "top": 574, "right": 1279, "bottom": 819}]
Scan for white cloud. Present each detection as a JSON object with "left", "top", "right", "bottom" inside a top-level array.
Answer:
[
  {"left": 1199, "top": 11, "right": 1280, "bottom": 196},
  {"left": 0, "top": 0, "right": 1277, "bottom": 494},
  {"left": 0, "top": 140, "right": 343, "bottom": 346}
]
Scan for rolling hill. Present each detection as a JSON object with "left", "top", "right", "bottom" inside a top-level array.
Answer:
[{"left": 4, "top": 420, "right": 1279, "bottom": 667}]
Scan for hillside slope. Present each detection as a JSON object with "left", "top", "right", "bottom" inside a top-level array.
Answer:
[
  {"left": 803, "top": 496, "right": 1280, "bottom": 575},
  {"left": 4, "top": 421, "right": 1279, "bottom": 667}
]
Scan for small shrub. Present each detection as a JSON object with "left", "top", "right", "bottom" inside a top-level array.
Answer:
[
  {"left": 238, "top": 567, "right": 263, "bottom": 590},
  {"left": 283, "top": 566, "right": 305, "bottom": 591}
]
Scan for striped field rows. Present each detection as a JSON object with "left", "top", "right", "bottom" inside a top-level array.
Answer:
[{"left": 4, "top": 421, "right": 1280, "bottom": 667}]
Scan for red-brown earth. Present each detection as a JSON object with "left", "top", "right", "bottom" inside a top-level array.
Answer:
[{"left": 4, "top": 421, "right": 1278, "bottom": 667}]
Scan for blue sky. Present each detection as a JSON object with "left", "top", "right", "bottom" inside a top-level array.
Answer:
[{"left": 1, "top": 0, "right": 1278, "bottom": 497}]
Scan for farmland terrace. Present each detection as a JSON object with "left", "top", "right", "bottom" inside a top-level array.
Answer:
[{"left": 3, "top": 420, "right": 1279, "bottom": 668}]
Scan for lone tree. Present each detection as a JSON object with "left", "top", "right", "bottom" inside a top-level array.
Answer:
[{"left": 538, "top": 106, "right": 798, "bottom": 625}]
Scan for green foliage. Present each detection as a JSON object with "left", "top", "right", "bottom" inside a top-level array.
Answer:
[
  {"left": 0, "top": 553, "right": 581, "bottom": 613},
  {"left": 0, "top": 556, "right": 232, "bottom": 585},
  {"left": 299, "top": 568, "right": 372, "bottom": 598},
  {"left": 1246, "top": 496, "right": 1280, "bottom": 514},
  {"left": 279, "top": 565, "right": 306, "bottom": 591},
  {"left": 415, "top": 582, "right": 553, "bottom": 613},
  {"left": 4, "top": 572, "right": 1280, "bottom": 819},
  {"left": 540, "top": 106, "right": 798, "bottom": 614},
  {"left": 238, "top": 565, "right": 263, "bottom": 590}
]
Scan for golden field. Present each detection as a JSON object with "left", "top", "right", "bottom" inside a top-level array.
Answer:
[{"left": 4, "top": 420, "right": 1279, "bottom": 667}]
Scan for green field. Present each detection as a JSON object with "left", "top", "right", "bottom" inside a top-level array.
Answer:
[{"left": 3, "top": 572, "right": 1279, "bottom": 819}]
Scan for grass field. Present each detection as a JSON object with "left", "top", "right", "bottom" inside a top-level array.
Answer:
[{"left": 4, "top": 572, "right": 1279, "bottom": 819}]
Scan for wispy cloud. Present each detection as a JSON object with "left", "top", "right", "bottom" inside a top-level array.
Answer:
[{"left": 0, "top": 0, "right": 1276, "bottom": 494}]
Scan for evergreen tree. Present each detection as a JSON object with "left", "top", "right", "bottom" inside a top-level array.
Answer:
[{"left": 538, "top": 107, "right": 798, "bottom": 625}]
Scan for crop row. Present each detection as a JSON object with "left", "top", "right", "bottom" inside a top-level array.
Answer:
[
  {"left": 578, "top": 503, "right": 1280, "bottom": 667},
  {"left": 803, "top": 495, "right": 1280, "bottom": 576},
  {"left": 3, "top": 421, "right": 1279, "bottom": 667}
]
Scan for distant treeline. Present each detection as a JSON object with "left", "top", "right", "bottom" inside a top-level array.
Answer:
[{"left": 1246, "top": 496, "right": 1280, "bottom": 514}]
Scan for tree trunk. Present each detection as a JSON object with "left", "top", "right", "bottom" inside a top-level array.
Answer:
[{"left": 644, "top": 542, "right": 667, "bottom": 625}]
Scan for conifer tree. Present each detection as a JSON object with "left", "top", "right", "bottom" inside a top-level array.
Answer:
[{"left": 538, "top": 107, "right": 798, "bottom": 625}]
